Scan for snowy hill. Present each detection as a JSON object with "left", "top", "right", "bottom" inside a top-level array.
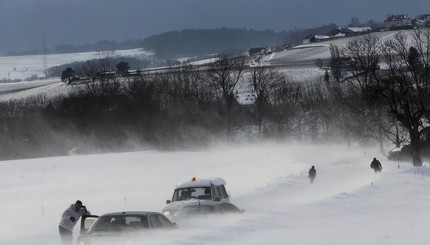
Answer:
[
  {"left": 0, "top": 48, "right": 153, "bottom": 102},
  {"left": 267, "top": 30, "right": 402, "bottom": 63},
  {"left": 0, "top": 29, "right": 414, "bottom": 102},
  {"left": 0, "top": 48, "right": 152, "bottom": 81}
]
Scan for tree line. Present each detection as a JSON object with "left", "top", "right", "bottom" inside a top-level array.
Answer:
[
  {"left": 0, "top": 55, "right": 342, "bottom": 160},
  {"left": 3, "top": 24, "right": 364, "bottom": 58},
  {"left": 1, "top": 28, "right": 429, "bottom": 164}
]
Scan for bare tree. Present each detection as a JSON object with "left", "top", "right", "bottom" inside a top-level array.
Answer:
[
  {"left": 271, "top": 78, "right": 303, "bottom": 139},
  {"left": 206, "top": 54, "right": 247, "bottom": 131},
  {"left": 330, "top": 30, "right": 430, "bottom": 166},
  {"left": 326, "top": 34, "right": 395, "bottom": 152},
  {"left": 250, "top": 65, "right": 285, "bottom": 136},
  {"left": 377, "top": 29, "right": 430, "bottom": 165}
]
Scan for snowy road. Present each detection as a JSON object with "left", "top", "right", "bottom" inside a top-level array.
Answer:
[
  {"left": 0, "top": 80, "right": 59, "bottom": 95},
  {"left": 1, "top": 143, "right": 428, "bottom": 245}
]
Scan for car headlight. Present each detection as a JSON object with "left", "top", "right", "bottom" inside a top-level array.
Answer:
[{"left": 163, "top": 211, "right": 170, "bottom": 216}]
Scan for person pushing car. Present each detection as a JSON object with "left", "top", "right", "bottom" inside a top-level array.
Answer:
[{"left": 59, "top": 200, "right": 91, "bottom": 244}]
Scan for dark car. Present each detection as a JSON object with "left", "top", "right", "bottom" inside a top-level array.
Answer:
[
  {"left": 77, "top": 211, "right": 176, "bottom": 245},
  {"left": 173, "top": 201, "right": 243, "bottom": 221}
]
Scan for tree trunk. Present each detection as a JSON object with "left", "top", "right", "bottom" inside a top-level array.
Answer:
[{"left": 410, "top": 129, "right": 422, "bottom": 166}]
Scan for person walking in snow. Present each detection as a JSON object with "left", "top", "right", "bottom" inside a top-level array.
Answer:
[
  {"left": 58, "top": 200, "right": 90, "bottom": 244},
  {"left": 370, "top": 157, "right": 382, "bottom": 173},
  {"left": 308, "top": 165, "right": 316, "bottom": 184}
]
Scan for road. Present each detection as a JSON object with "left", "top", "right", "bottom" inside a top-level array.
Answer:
[{"left": 0, "top": 79, "right": 59, "bottom": 95}]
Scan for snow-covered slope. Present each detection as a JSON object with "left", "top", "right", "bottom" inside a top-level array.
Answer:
[
  {"left": 268, "top": 30, "right": 406, "bottom": 63},
  {"left": 0, "top": 48, "right": 152, "bottom": 81}
]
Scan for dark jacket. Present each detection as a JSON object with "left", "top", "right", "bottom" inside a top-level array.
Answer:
[
  {"left": 370, "top": 159, "right": 382, "bottom": 170},
  {"left": 309, "top": 166, "right": 316, "bottom": 178}
]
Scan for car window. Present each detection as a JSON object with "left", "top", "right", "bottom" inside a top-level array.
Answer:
[
  {"left": 220, "top": 185, "right": 229, "bottom": 199},
  {"left": 173, "top": 187, "right": 211, "bottom": 201},
  {"left": 198, "top": 187, "right": 212, "bottom": 200},
  {"left": 213, "top": 186, "right": 221, "bottom": 199},
  {"left": 91, "top": 216, "right": 112, "bottom": 231},
  {"left": 91, "top": 215, "right": 150, "bottom": 231},
  {"left": 83, "top": 216, "right": 98, "bottom": 232},
  {"left": 148, "top": 214, "right": 163, "bottom": 229},
  {"left": 140, "top": 216, "right": 149, "bottom": 228},
  {"left": 156, "top": 214, "right": 173, "bottom": 227}
]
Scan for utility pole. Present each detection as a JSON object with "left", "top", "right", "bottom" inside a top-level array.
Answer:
[{"left": 42, "top": 38, "right": 48, "bottom": 78}]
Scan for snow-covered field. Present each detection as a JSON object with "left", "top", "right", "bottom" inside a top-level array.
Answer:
[
  {"left": 0, "top": 48, "right": 152, "bottom": 81},
  {"left": 0, "top": 48, "right": 155, "bottom": 101},
  {"left": 0, "top": 142, "right": 429, "bottom": 245},
  {"left": 269, "top": 30, "right": 405, "bottom": 63}
]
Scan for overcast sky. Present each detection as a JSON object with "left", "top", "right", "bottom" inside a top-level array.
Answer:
[{"left": 0, "top": 0, "right": 428, "bottom": 53}]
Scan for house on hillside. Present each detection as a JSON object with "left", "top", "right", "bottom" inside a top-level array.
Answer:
[
  {"left": 248, "top": 47, "right": 267, "bottom": 56},
  {"left": 415, "top": 14, "right": 430, "bottom": 27},
  {"left": 303, "top": 34, "right": 330, "bottom": 44},
  {"left": 384, "top": 15, "right": 413, "bottom": 30},
  {"left": 342, "top": 27, "right": 372, "bottom": 36},
  {"left": 326, "top": 28, "right": 346, "bottom": 38}
]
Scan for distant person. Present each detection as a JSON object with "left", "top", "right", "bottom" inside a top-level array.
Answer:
[
  {"left": 58, "top": 200, "right": 91, "bottom": 244},
  {"left": 308, "top": 165, "right": 316, "bottom": 184},
  {"left": 370, "top": 157, "right": 382, "bottom": 173}
]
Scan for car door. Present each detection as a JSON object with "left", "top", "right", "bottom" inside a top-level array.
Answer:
[{"left": 80, "top": 215, "right": 99, "bottom": 234}]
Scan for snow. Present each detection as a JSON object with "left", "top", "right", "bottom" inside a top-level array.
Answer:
[
  {"left": 347, "top": 27, "right": 372, "bottom": 33},
  {"left": 176, "top": 177, "right": 226, "bottom": 188},
  {"left": 1, "top": 30, "right": 429, "bottom": 244},
  {"left": 0, "top": 48, "right": 153, "bottom": 81},
  {"left": 0, "top": 142, "right": 429, "bottom": 245},
  {"left": 0, "top": 80, "right": 69, "bottom": 102}
]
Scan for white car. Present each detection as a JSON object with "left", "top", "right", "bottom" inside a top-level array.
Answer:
[{"left": 162, "top": 177, "right": 230, "bottom": 218}]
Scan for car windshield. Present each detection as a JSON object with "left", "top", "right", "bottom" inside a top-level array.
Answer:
[
  {"left": 172, "top": 187, "right": 212, "bottom": 201},
  {"left": 90, "top": 215, "right": 149, "bottom": 232}
]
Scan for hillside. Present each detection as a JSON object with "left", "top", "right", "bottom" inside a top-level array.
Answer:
[
  {"left": 0, "top": 29, "right": 411, "bottom": 100},
  {"left": 142, "top": 28, "right": 283, "bottom": 58}
]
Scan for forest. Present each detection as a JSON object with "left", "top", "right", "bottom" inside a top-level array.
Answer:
[{"left": 4, "top": 25, "right": 342, "bottom": 59}]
